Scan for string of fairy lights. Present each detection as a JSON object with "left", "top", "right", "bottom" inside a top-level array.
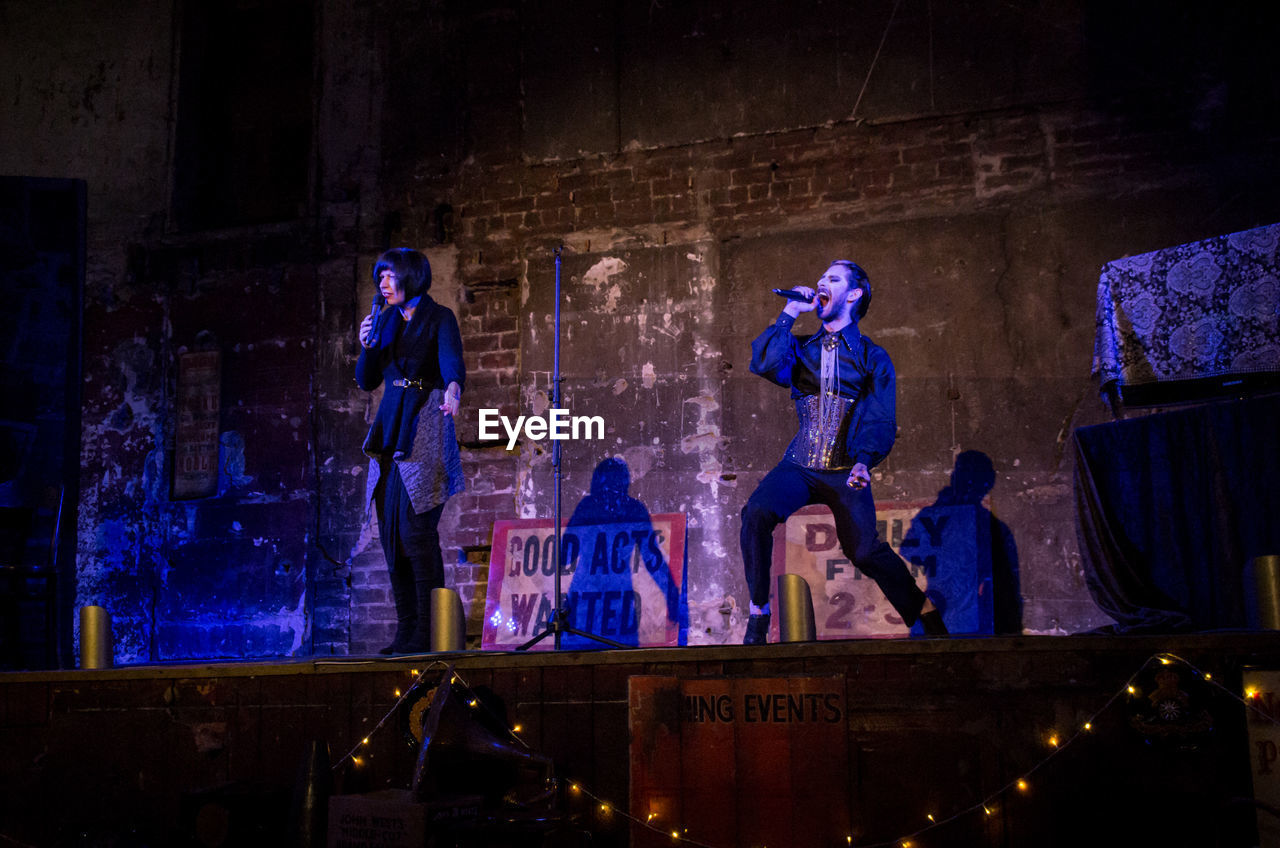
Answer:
[
  {"left": 330, "top": 659, "right": 721, "bottom": 846},
  {"left": 330, "top": 651, "right": 1273, "bottom": 848},
  {"left": 331, "top": 660, "right": 450, "bottom": 772}
]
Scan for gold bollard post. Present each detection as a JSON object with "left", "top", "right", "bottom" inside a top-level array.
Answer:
[
  {"left": 777, "top": 574, "right": 817, "bottom": 642},
  {"left": 1254, "top": 555, "right": 1280, "bottom": 630},
  {"left": 430, "top": 587, "right": 467, "bottom": 652},
  {"left": 79, "top": 605, "right": 113, "bottom": 669}
]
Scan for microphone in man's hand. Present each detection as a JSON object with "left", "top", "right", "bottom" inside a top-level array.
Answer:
[{"left": 772, "top": 288, "right": 815, "bottom": 303}]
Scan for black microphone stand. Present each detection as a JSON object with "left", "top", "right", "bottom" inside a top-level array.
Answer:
[{"left": 518, "top": 247, "right": 629, "bottom": 651}]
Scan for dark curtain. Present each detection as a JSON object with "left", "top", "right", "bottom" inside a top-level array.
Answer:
[{"left": 1073, "top": 394, "right": 1280, "bottom": 633}]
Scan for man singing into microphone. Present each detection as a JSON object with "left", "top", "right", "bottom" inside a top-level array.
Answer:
[{"left": 740, "top": 260, "right": 947, "bottom": 644}]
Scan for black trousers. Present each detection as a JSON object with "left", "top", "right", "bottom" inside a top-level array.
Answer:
[
  {"left": 375, "top": 460, "right": 446, "bottom": 636},
  {"left": 740, "top": 459, "right": 926, "bottom": 624}
]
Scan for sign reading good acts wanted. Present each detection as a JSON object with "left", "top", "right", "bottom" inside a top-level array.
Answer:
[{"left": 482, "top": 514, "right": 686, "bottom": 650}]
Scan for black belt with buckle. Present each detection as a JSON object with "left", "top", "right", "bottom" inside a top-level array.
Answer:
[{"left": 392, "top": 378, "right": 425, "bottom": 390}]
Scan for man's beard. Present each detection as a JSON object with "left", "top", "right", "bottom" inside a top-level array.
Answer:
[{"left": 818, "top": 298, "right": 846, "bottom": 323}]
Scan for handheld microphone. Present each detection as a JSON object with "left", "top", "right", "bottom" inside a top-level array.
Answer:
[
  {"left": 363, "top": 295, "right": 384, "bottom": 348},
  {"left": 772, "top": 288, "right": 815, "bottom": 303}
]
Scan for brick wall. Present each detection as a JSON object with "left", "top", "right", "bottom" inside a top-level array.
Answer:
[
  {"left": 446, "top": 107, "right": 1206, "bottom": 258},
  {"left": 420, "top": 101, "right": 1280, "bottom": 640}
]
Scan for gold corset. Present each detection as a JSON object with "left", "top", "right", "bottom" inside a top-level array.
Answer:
[{"left": 784, "top": 393, "right": 854, "bottom": 470}]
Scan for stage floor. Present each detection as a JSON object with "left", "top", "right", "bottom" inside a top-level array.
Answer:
[
  {"left": 9, "top": 629, "right": 1276, "bottom": 677},
  {"left": 3, "top": 633, "right": 1279, "bottom": 847}
]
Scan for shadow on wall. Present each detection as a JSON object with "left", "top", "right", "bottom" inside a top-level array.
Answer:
[
  {"left": 901, "top": 450, "right": 1023, "bottom": 635},
  {"left": 560, "top": 457, "right": 684, "bottom": 649}
]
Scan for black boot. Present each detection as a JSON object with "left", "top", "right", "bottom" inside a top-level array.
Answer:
[
  {"left": 379, "top": 618, "right": 414, "bottom": 655},
  {"left": 919, "top": 609, "right": 949, "bottom": 637},
  {"left": 399, "top": 579, "right": 434, "bottom": 654},
  {"left": 743, "top": 613, "right": 770, "bottom": 645},
  {"left": 380, "top": 566, "right": 418, "bottom": 655}
]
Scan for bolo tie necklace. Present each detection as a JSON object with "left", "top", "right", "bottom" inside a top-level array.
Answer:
[{"left": 819, "top": 334, "right": 841, "bottom": 442}]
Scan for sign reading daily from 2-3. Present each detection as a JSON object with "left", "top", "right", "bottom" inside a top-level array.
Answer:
[
  {"left": 773, "top": 502, "right": 992, "bottom": 638},
  {"left": 482, "top": 515, "right": 686, "bottom": 650}
]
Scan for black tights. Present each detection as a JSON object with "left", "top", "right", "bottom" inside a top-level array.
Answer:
[{"left": 375, "top": 460, "right": 446, "bottom": 649}]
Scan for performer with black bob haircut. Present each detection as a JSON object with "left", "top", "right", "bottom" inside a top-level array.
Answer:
[{"left": 356, "top": 247, "right": 465, "bottom": 654}]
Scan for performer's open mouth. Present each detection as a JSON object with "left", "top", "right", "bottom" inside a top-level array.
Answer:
[{"left": 817, "top": 293, "right": 830, "bottom": 307}]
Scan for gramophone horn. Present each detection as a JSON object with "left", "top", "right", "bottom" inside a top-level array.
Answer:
[{"left": 411, "top": 668, "right": 553, "bottom": 807}]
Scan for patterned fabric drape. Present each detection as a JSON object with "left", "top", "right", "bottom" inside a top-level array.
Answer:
[{"left": 1093, "top": 223, "right": 1280, "bottom": 400}]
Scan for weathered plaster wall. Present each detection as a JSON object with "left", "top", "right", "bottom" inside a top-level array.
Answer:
[
  {"left": 3, "top": 0, "right": 1279, "bottom": 660},
  {"left": 2, "top": 0, "right": 390, "bottom": 660}
]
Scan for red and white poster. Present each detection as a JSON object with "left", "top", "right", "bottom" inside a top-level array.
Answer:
[
  {"left": 771, "top": 502, "right": 992, "bottom": 638},
  {"left": 482, "top": 514, "right": 686, "bottom": 650}
]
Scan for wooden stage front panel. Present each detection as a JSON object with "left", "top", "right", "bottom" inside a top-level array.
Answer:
[{"left": 1, "top": 634, "right": 1277, "bottom": 847}]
